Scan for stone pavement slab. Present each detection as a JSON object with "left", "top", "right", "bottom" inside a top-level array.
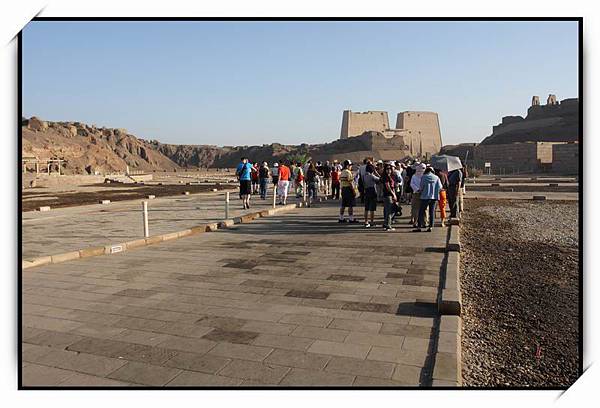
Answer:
[{"left": 21, "top": 200, "right": 450, "bottom": 387}]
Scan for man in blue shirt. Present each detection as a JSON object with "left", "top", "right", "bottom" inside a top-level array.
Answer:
[
  {"left": 413, "top": 166, "right": 443, "bottom": 232},
  {"left": 236, "top": 157, "right": 253, "bottom": 209}
]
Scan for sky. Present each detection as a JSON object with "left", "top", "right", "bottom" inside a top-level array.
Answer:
[{"left": 22, "top": 20, "right": 579, "bottom": 146}]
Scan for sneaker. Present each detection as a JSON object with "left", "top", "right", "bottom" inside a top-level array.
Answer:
[
  {"left": 426, "top": 227, "right": 432, "bottom": 232},
  {"left": 365, "top": 223, "right": 371, "bottom": 228},
  {"left": 338, "top": 218, "right": 347, "bottom": 223},
  {"left": 385, "top": 227, "right": 396, "bottom": 232}
]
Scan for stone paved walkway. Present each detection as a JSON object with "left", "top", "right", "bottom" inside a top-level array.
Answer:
[
  {"left": 22, "top": 200, "right": 448, "bottom": 387},
  {"left": 23, "top": 188, "right": 299, "bottom": 259}
]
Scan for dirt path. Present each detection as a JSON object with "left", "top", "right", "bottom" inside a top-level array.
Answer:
[{"left": 460, "top": 199, "right": 579, "bottom": 387}]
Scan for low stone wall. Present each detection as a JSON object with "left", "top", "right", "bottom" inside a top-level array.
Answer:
[
  {"left": 552, "top": 143, "right": 579, "bottom": 175},
  {"left": 22, "top": 174, "right": 106, "bottom": 188}
]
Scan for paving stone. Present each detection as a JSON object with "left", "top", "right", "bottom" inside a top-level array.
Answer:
[
  {"left": 325, "top": 356, "right": 395, "bottom": 379},
  {"left": 25, "top": 329, "right": 84, "bottom": 349},
  {"left": 113, "top": 316, "right": 166, "bottom": 331},
  {"left": 402, "top": 336, "right": 431, "bottom": 352},
  {"left": 280, "top": 368, "right": 355, "bottom": 386},
  {"left": 156, "top": 336, "right": 217, "bottom": 354},
  {"left": 22, "top": 363, "right": 76, "bottom": 386},
  {"left": 107, "top": 361, "right": 181, "bottom": 386},
  {"left": 285, "top": 289, "right": 330, "bottom": 300},
  {"left": 195, "top": 316, "right": 248, "bottom": 331},
  {"left": 327, "top": 318, "right": 382, "bottom": 333},
  {"left": 57, "top": 372, "right": 133, "bottom": 386},
  {"left": 22, "top": 343, "right": 55, "bottom": 363},
  {"left": 391, "top": 364, "right": 423, "bottom": 385},
  {"left": 116, "top": 343, "right": 178, "bottom": 365},
  {"left": 111, "top": 329, "right": 169, "bottom": 346},
  {"left": 155, "top": 322, "right": 215, "bottom": 338},
  {"left": 341, "top": 302, "right": 394, "bottom": 314},
  {"left": 379, "top": 323, "right": 433, "bottom": 338},
  {"left": 207, "top": 342, "right": 273, "bottom": 361},
  {"left": 327, "top": 274, "right": 365, "bottom": 282},
  {"left": 114, "top": 289, "right": 158, "bottom": 298},
  {"left": 366, "top": 346, "right": 429, "bottom": 367},
  {"left": 353, "top": 376, "right": 406, "bottom": 386},
  {"left": 34, "top": 348, "right": 127, "bottom": 377},
  {"left": 432, "top": 352, "right": 458, "bottom": 381},
  {"left": 240, "top": 320, "right": 296, "bottom": 335},
  {"left": 344, "top": 332, "right": 404, "bottom": 348},
  {"left": 202, "top": 329, "right": 260, "bottom": 345},
  {"left": 279, "top": 314, "right": 332, "bottom": 327},
  {"left": 66, "top": 337, "right": 130, "bottom": 358},
  {"left": 164, "top": 351, "right": 230, "bottom": 374},
  {"left": 290, "top": 325, "right": 349, "bottom": 342},
  {"left": 252, "top": 333, "right": 314, "bottom": 351},
  {"left": 307, "top": 340, "right": 371, "bottom": 359},
  {"left": 264, "top": 349, "right": 330, "bottom": 370},
  {"left": 217, "top": 359, "right": 290, "bottom": 383},
  {"left": 167, "top": 370, "right": 242, "bottom": 386}
]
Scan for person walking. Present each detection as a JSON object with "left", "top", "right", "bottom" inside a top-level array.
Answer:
[
  {"left": 459, "top": 165, "right": 468, "bottom": 213},
  {"left": 331, "top": 160, "right": 341, "bottom": 200},
  {"left": 259, "top": 162, "right": 270, "bottom": 200},
  {"left": 381, "top": 164, "right": 398, "bottom": 231},
  {"left": 391, "top": 161, "right": 403, "bottom": 223},
  {"left": 362, "top": 163, "right": 380, "bottom": 228},
  {"left": 339, "top": 160, "right": 359, "bottom": 223},
  {"left": 294, "top": 161, "right": 304, "bottom": 198},
  {"left": 322, "top": 161, "right": 332, "bottom": 195},
  {"left": 414, "top": 167, "right": 443, "bottom": 232},
  {"left": 251, "top": 162, "right": 259, "bottom": 195},
  {"left": 271, "top": 162, "right": 280, "bottom": 187},
  {"left": 410, "top": 163, "right": 426, "bottom": 227},
  {"left": 305, "top": 162, "right": 321, "bottom": 207},
  {"left": 277, "top": 161, "right": 291, "bottom": 205},
  {"left": 235, "top": 157, "right": 253, "bottom": 209},
  {"left": 434, "top": 168, "right": 449, "bottom": 227},
  {"left": 447, "top": 168, "right": 463, "bottom": 219}
]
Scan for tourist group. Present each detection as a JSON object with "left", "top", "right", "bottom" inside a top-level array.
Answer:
[{"left": 235, "top": 157, "right": 467, "bottom": 232}]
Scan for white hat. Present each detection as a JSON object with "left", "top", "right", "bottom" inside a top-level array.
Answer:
[{"left": 273, "top": 163, "right": 279, "bottom": 167}]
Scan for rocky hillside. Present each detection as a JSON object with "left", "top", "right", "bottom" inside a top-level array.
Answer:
[{"left": 22, "top": 117, "right": 182, "bottom": 175}]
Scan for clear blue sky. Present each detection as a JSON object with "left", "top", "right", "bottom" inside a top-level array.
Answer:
[{"left": 22, "top": 21, "right": 579, "bottom": 146}]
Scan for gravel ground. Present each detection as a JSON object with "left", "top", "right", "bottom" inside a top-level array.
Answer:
[{"left": 460, "top": 199, "right": 580, "bottom": 387}]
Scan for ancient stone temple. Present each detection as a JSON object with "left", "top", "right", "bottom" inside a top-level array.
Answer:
[{"left": 339, "top": 110, "right": 443, "bottom": 158}]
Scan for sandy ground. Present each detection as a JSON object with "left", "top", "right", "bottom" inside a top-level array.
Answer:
[{"left": 459, "top": 199, "right": 580, "bottom": 387}]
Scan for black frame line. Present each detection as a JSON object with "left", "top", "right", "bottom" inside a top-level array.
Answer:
[{"left": 16, "top": 16, "right": 584, "bottom": 391}]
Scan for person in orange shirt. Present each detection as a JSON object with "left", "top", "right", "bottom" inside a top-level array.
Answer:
[{"left": 277, "top": 161, "right": 291, "bottom": 205}]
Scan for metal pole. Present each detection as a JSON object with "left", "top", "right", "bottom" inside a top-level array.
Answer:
[
  {"left": 142, "top": 201, "right": 149, "bottom": 238},
  {"left": 303, "top": 181, "right": 307, "bottom": 205},
  {"left": 273, "top": 184, "right": 277, "bottom": 208},
  {"left": 225, "top": 192, "right": 230, "bottom": 219}
]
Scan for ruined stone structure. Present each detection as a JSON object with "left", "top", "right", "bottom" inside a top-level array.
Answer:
[
  {"left": 340, "top": 110, "right": 442, "bottom": 158},
  {"left": 552, "top": 142, "right": 579, "bottom": 175},
  {"left": 474, "top": 94, "right": 580, "bottom": 174},
  {"left": 474, "top": 142, "right": 562, "bottom": 173}
]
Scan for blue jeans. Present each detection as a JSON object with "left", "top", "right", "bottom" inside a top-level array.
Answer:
[
  {"left": 308, "top": 182, "right": 318, "bottom": 200},
  {"left": 418, "top": 199, "right": 437, "bottom": 228},
  {"left": 259, "top": 178, "right": 268, "bottom": 199},
  {"left": 383, "top": 196, "right": 395, "bottom": 228}
]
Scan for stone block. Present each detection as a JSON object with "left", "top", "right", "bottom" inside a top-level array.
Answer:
[
  {"left": 218, "top": 219, "right": 235, "bottom": 228},
  {"left": 124, "top": 238, "right": 147, "bottom": 250},
  {"left": 23, "top": 256, "right": 52, "bottom": 269},
  {"left": 438, "top": 289, "right": 461, "bottom": 315},
  {"left": 79, "top": 246, "right": 105, "bottom": 258},
  {"left": 259, "top": 210, "right": 270, "bottom": 217},
  {"left": 38, "top": 206, "right": 51, "bottom": 212},
  {"left": 533, "top": 195, "right": 546, "bottom": 201},
  {"left": 190, "top": 225, "right": 207, "bottom": 235},
  {"left": 161, "top": 232, "right": 179, "bottom": 241},
  {"left": 218, "top": 359, "right": 290, "bottom": 383},
  {"left": 51, "top": 251, "right": 80, "bottom": 264},
  {"left": 107, "top": 361, "right": 181, "bottom": 386},
  {"left": 447, "top": 226, "right": 461, "bottom": 252},
  {"left": 205, "top": 223, "right": 219, "bottom": 232},
  {"left": 182, "top": 191, "right": 190, "bottom": 195},
  {"left": 307, "top": 340, "right": 371, "bottom": 359},
  {"left": 432, "top": 352, "right": 460, "bottom": 382},
  {"left": 264, "top": 349, "right": 330, "bottom": 370},
  {"left": 279, "top": 368, "right": 355, "bottom": 386},
  {"left": 177, "top": 229, "right": 192, "bottom": 238},
  {"left": 147, "top": 195, "right": 155, "bottom": 199},
  {"left": 99, "top": 200, "right": 110, "bottom": 204},
  {"left": 145, "top": 235, "right": 164, "bottom": 245},
  {"left": 445, "top": 252, "right": 460, "bottom": 290},
  {"left": 104, "top": 244, "right": 125, "bottom": 254},
  {"left": 448, "top": 218, "right": 460, "bottom": 226}
]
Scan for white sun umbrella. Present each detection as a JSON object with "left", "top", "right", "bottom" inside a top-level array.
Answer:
[{"left": 431, "top": 155, "right": 463, "bottom": 172}]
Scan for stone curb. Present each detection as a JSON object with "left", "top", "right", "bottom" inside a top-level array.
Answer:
[
  {"left": 431, "top": 315, "right": 463, "bottom": 386},
  {"left": 23, "top": 203, "right": 300, "bottom": 270},
  {"left": 447, "top": 225, "right": 461, "bottom": 252}
]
